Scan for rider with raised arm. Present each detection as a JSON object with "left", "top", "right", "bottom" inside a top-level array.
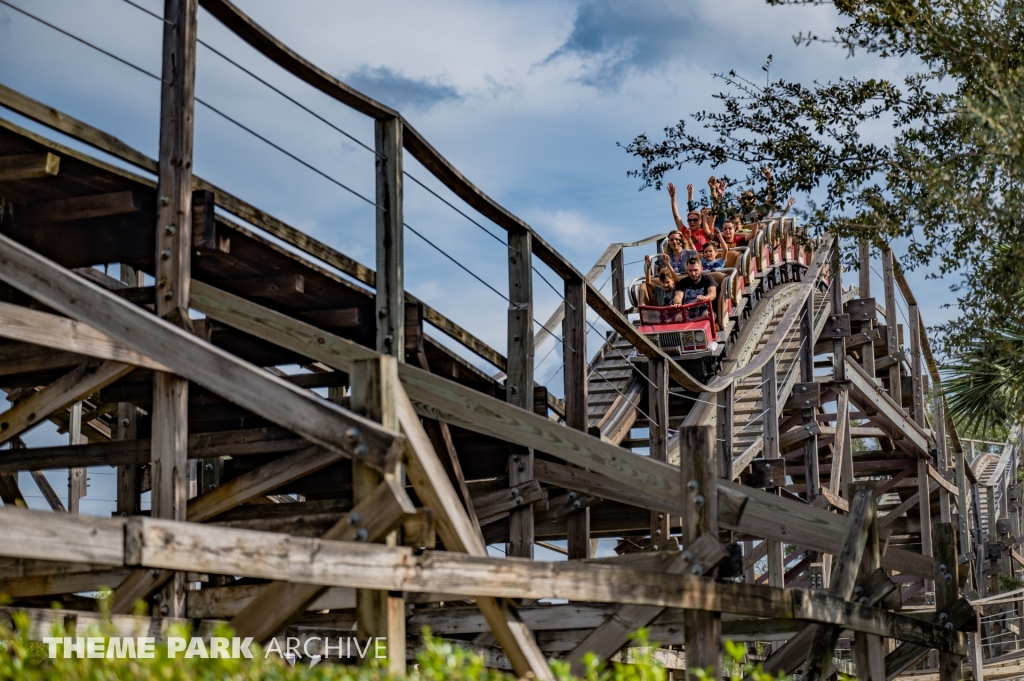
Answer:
[{"left": 668, "top": 182, "right": 712, "bottom": 250}]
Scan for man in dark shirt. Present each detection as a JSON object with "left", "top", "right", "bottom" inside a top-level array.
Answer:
[{"left": 673, "top": 258, "right": 717, "bottom": 305}]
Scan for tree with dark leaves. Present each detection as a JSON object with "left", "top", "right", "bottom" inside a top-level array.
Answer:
[{"left": 622, "top": 0, "right": 1024, "bottom": 434}]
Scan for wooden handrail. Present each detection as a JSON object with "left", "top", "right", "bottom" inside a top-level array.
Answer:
[{"left": 0, "top": 90, "right": 509, "bottom": 373}]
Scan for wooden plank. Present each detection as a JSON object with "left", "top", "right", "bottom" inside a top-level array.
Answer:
[
  {"left": 611, "top": 247, "right": 625, "bottom": 314},
  {"left": 0, "top": 301, "right": 170, "bottom": 372},
  {"left": 0, "top": 360, "right": 133, "bottom": 447},
  {"left": 564, "top": 275, "right": 590, "bottom": 559},
  {"left": 909, "top": 303, "right": 926, "bottom": 426},
  {"left": 224, "top": 274, "right": 304, "bottom": 296},
  {"left": 376, "top": 117, "right": 404, "bottom": 357},
  {"left": 0, "top": 152, "right": 59, "bottom": 180},
  {"left": 680, "top": 426, "right": 722, "bottom": 677},
  {"left": 67, "top": 400, "right": 86, "bottom": 513},
  {"left": 0, "top": 233, "right": 405, "bottom": 472},
  {"left": 879, "top": 481, "right": 935, "bottom": 528},
  {"left": 17, "top": 190, "right": 143, "bottom": 223},
  {"left": 648, "top": 357, "right": 670, "bottom": 540},
  {"left": 934, "top": 523, "right": 963, "bottom": 681},
  {"left": 0, "top": 506, "right": 126, "bottom": 565},
  {"left": 29, "top": 470, "right": 66, "bottom": 512},
  {"left": 152, "top": 0, "right": 198, "bottom": 618},
  {"left": 507, "top": 227, "right": 534, "bottom": 558},
  {"left": 350, "top": 356, "right": 405, "bottom": 674},
  {"left": 0, "top": 506, "right": 967, "bottom": 652},
  {"left": 882, "top": 247, "right": 902, "bottom": 406},
  {"left": 919, "top": 457, "right": 934, "bottom": 594}
]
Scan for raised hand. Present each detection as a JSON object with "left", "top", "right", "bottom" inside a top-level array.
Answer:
[
  {"left": 686, "top": 183, "right": 694, "bottom": 197},
  {"left": 667, "top": 182, "right": 676, "bottom": 198},
  {"left": 786, "top": 197, "right": 796, "bottom": 209},
  {"left": 762, "top": 167, "right": 772, "bottom": 179}
]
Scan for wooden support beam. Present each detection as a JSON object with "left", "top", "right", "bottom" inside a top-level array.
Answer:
[
  {"left": 29, "top": 469, "right": 66, "bottom": 512},
  {"left": 564, "top": 275, "right": 590, "bottom": 559},
  {"left": 0, "top": 152, "right": 59, "bottom": 180},
  {"left": 800, "top": 293, "right": 821, "bottom": 506},
  {"left": 934, "top": 523, "right": 963, "bottom": 681},
  {"left": 648, "top": 357, "right": 670, "bottom": 541},
  {"left": 0, "top": 506, "right": 967, "bottom": 652},
  {"left": 507, "top": 227, "right": 534, "bottom": 558},
  {"left": 375, "top": 116, "right": 404, "bottom": 356},
  {"left": 117, "top": 264, "right": 143, "bottom": 517},
  {"left": 0, "top": 360, "right": 133, "bottom": 447},
  {"left": 350, "top": 356, "right": 405, "bottom": 674},
  {"left": 152, "top": 0, "right": 199, "bottom": 619},
  {"left": 919, "top": 456, "right": 935, "bottom": 596},
  {"left": 852, "top": 481, "right": 886, "bottom": 681},
  {"left": 718, "top": 382, "right": 734, "bottom": 482},
  {"left": 680, "top": 426, "right": 722, "bottom": 678},
  {"left": 0, "top": 234, "right": 405, "bottom": 472},
  {"left": 909, "top": 303, "right": 926, "bottom": 426},
  {"left": 762, "top": 356, "right": 780, "bottom": 460},
  {"left": 17, "top": 190, "right": 143, "bottom": 223},
  {"left": 611, "top": 247, "right": 625, "bottom": 315},
  {"left": 230, "top": 477, "right": 414, "bottom": 643},
  {"left": 882, "top": 248, "right": 902, "bottom": 406},
  {"left": 67, "top": 400, "right": 86, "bottom": 513}
]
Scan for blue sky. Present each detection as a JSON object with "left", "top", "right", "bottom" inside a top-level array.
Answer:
[{"left": 0, "top": 0, "right": 952, "bottom": 521}]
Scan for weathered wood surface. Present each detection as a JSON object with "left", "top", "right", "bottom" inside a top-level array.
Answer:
[
  {"left": 0, "top": 507, "right": 966, "bottom": 653},
  {"left": 0, "top": 233, "right": 404, "bottom": 472},
  {"left": 0, "top": 360, "right": 133, "bottom": 446}
]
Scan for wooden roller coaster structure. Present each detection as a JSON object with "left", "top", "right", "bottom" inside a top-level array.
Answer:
[{"left": 1, "top": 1, "right": 1023, "bottom": 679}]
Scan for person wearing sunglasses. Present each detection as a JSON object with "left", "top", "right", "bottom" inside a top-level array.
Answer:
[
  {"left": 658, "top": 229, "right": 696, "bottom": 274},
  {"left": 667, "top": 182, "right": 712, "bottom": 250}
]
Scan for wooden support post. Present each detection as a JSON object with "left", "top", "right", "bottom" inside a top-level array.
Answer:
[
  {"left": 564, "top": 275, "right": 589, "bottom": 559},
  {"left": 611, "top": 247, "right": 625, "bottom": 315},
  {"left": 858, "top": 239, "right": 877, "bottom": 378},
  {"left": 507, "top": 227, "right": 534, "bottom": 559},
  {"left": 117, "top": 264, "right": 142, "bottom": 517},
  {"left": 831, "top": 245, "right": 847, "bottom": 383},
  {"left": 934, "top": 523, "right": 963, "bottom": 681},
  {"left": 762, "top": 356, "right": 785, "bottom": 607},
  {"left": 882, "top": 248, "right": 901, "bottom": 406},
  {"left": 717, "top": 382, "right": 734, "bottom": 481},
  {"left": 375, "top": 116, "right": 404, "bottom": 357},
  {"left": 909, "top": 303, "right": 926, "bottom": 426},
  {"left": 152, "top": 0, "right": 197, "bottom": 620},
  {"left": 649, "top": 357, "right": 670, "bottom": 541},
  {"left": 762, "top": 356, "right": 779, "bottom": 460},
  {"left": 935, "top": 398, "right": 952, "bottom": 524},
  {"left": 800, "top": 293, "right": 820, "bottom": 504},
  {"left": 953, "top": 438, "right": 973, "bottom": 588},
  {"left": 350, "top": 356, "right": 405, "bottom": 675},
  {"left": 919, "top": 456, "right": 935, "bottom": 597},
  {"left": 67, "top": 401, "right": 86, "bottom": 513},
  {"left": 680, "top": 426, "right": 721, "bottom": 679},
  {"left": 852, "top": 482, "right": 885, "bottom": 681}
]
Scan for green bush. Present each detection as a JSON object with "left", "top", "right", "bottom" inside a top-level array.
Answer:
[{"left": 0, "top": 608, "right": 789, "bottom": 681}]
